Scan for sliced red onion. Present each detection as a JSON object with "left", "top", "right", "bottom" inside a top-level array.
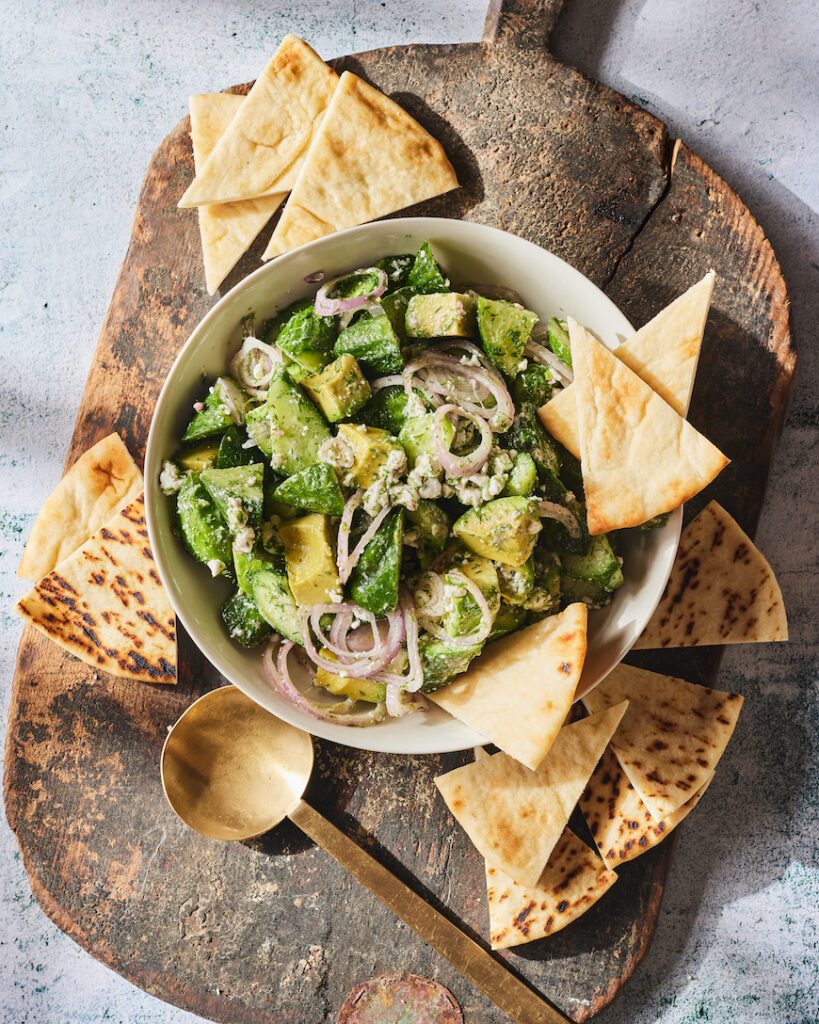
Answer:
[
  {"left": 192, "top": 400, "right": 204, "bottom": 412},
  {"left": 403, "top": 346, "right": 514, "bottom": 431},
  {"left": 459, "top": 282, "right": 526, "bottom": 305},
  {"left": 419, "top": 570, "right": 494, "bottom": 648},
  {"left": 400, "top": 589, "right": 423, "bottom": 693},
  {"left": 525, "top": 338, "right": 573, "bottom": 386},
  {"left": 263, "top": 639, "right": 387, "bottom": 726},
  {"left": 414, "top": 572, "right": 447, "bottom": 618},
  {"left": 336, "top": 490, "right": 363, "bottom": 583},
  {"left": 539, "top": 499, "right": 581, "bottom": 538},
  {"left": 230, "top": 337, "right": 283, "bottom": 396},
  {"left": 371, "top": 374, "right": 406, "bottom": 391},
  {"left": 299, "top": 604, "right": 405, "bottom": 679},
  {"left": 314, "top": 267, "right": 388, "bottom": 316},
  {"left": 304, "top": 270, "right": 325, "bottom": 283},
  {"left": 433, "top": 404, "right": 492, "bottom": 478},
  {"left": 216, "top": 379, "right": 243, "bottom": 424}
]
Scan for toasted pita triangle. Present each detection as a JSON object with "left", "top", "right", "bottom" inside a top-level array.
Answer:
[
  {"left": 189, "top": 94, "right": 285, "bottom": 294},
  {"left": 485, "top": 827, "right": 618, "bottom": 949},
  {"left": 179, "top": 36, "right": 338, "bottom": 207},
  {"left": 434, "top": 702, "right": 627, "bottom": 886},
  {"left": 538, "top": 273, "right": 715, "bottom": 459},
  {"left": 569, "top": 320, "right": 728, "bottom": 534},
  {"left": 18, "top": 434, "right": 142, "bottom": 580},
  {"left": 17, "top": 494, "right": 176, "bottom": 684},
  {"left": 429, "top": 604, "right": 587, "bottom": 770},
  {"left": 580, "top": 746, "right": 713, "bottom": 865},
  {"left": 635, "top": 500, "right": 788, "bottom": 648},
  {"left": 583, "top": 664, "right": 741, "bottom": 821},
  {"left": 262, "top": 71, "right": 458, "bottom": 258}
]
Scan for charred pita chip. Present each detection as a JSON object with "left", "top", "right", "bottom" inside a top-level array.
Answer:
[
  {"left": 583, "top": 664, "right": 742, "bottom": 821},
  {"left": 17, "top": 494, "right": 176, "bottom": 684},
  {"left": 485, "top": 827, "right": 618, "bottom": 949},
  {"left": 179, "top": 36, "right": 338, "bottom": 207},
  {"left": 18, "top": 433, "right": 143, "bottom": 580},
  {"left": 538, "top": 273, "right": 714, "bottom": 459},
  {"left": 569, "top": 320, "right": 728, "bottom": 534},
  {"left": 635, "top": 500, "right": 788, "bottom": 649},
  {"left": 189, "top": 93, "right": 285, "bottom": 294},
  {"left": 580, "top": 746, "right": 713, "bottom": 865},
  {"left": 429, "top": 603, "right": 588, "bottom": 770},
  {"left": 434, "top": 702, "right": 626, "bottom": 886},
  {"left": 263, "top": 71, "right": 458, "bottom": 258}
]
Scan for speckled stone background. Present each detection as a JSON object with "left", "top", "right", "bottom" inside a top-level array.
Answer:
[{"left": 1, "top": 2, "right": 816, "bottom": 1022}]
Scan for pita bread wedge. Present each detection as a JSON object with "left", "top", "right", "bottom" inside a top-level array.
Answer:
[
  {"left": 189, "top": 94, "right": 285, "bottom": 294},
  {"left": 18, "top": 433, "right": 142, "bottom": 580},
  {"left": 538, "top": 273, "right": 715, "bottom": 459},
  {"left": 262, "top": 71, "right": 458, "bottom": 258},
  {"left": 429, "top": 604, "right": 588, "bottom": 770},
  {"left": 17, "top": 494, "right": 176, "bottom": 684},
  {"left": 434, "top": 702, "right": 626, "bottom": 886},
  {"left": 580, "top": 746, "right": 713, "bottom": 865},
  {"left": 569, "top": 320, "right": 728, "bottom": 535},
  {"left": 583, "top": 664, "right": 742, "bottom": 821},
  {"left": 179, "top": 36, "right": 338, "bottom": 207},
  {"left": 635, "top": 500, "right": 788, "bottom": 649},
  {"left": 485, "top": 827, "right": 618, "bottom": 949}
]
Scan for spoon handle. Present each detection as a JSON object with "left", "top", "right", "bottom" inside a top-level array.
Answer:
[{"left": 289, "top": 799, "right": 570, "bottom": 1024}]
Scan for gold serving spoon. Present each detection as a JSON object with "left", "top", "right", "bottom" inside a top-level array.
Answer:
[{"left": 161, "top": 686, "right": 569, "bottom": 1024}]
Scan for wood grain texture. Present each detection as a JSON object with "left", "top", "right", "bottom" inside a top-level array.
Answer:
[{"left": 4, "top": 3, "right": 794, "bottom": 1022}]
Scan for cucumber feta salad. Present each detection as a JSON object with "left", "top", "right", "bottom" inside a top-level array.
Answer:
[{"left": 161, "top": 241, "right": 652, "bottom": 725}]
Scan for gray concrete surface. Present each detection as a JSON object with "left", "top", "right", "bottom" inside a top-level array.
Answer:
[{"left": 1, "top": 2, "right": 816, "bottom": 1022}]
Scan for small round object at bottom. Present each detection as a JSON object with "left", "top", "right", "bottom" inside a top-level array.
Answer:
[{"left": 337, "top": 973, "right": 462, "bottom": 1024}]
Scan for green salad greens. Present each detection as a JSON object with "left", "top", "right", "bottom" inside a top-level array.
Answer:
[{"left": 160, "top": 241, "right": 649, "bottom": 725}]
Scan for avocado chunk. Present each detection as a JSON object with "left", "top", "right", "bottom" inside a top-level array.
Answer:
[
  {"left": 273, "top": 463, "right": 345, "bottom": 516},
  {"left": 419, "top": 636, "right": 483, "bottom": 693},
  {"left": 406, "top": 242, "right": 449, "bottom": 295},
  {"left": 476, "top": 297, "right": 538, "bottom": 377},
  {"left": 182, "top": 377, "right": 253, "bottom": 441},
  {"left": 502, "top": 452, "right": 537, "bottom": 497},
  {"left": 406, "top": 500, "right": 450, "bottom": 569},
  {"left": 336, "top": 423, "right": 405, "bottom": 488},
  {"left": 524, "top": 550, "right": 562, "bottom": 614},
  {"left": 279, "top": 513, "right": 342, "bottom": 606},
  {"left": 497, "top": 557, "right": 535, "bottom": 605},
  {"left": 215, "top": 425, "right": 260, "bottom": 469},
  {"left": 398, "top": 413, "right": 454, "bottom": 468},
  {"left": 314, "top": 649, "right": 387, "bottom": 704},
  {"left": 453, "top": 496, "right": 541, "bottom": 567},
  {"left": 222, "top": 590, "right": 272, "bottom": 647},
  {"left": 354, "top": 385, "right": 426, "bottom": 435},
  {"left": 200, "top": 464, "right": 265, "bottom": 530},
  {"left": 176, "top": 439, "right": 219, "bottom": 473},
  {"left": 250, "top": 566, "right": 301, "bottom": 642},
  {"left": 376, "top": 253, "right": 414, "bottom": 291},
  {"left": 350, "top": 508, "right": 404, "bottom": 616},
  {"left": 176, "top": 473, "right": 232, "bottom": 573},
  {"left": 255, "top": 372, "right": 331, "bottom": 477},
  {"left": 334, "top": 313, "right": 404, "bottom": 375},
  {"left": 547, "top": 317, "right": 572, "bottom": 367},
  {"left": 303, "top": 353, "right": 371, "bottom": 422},
  {"left": 405, "top": 292, "right": 476, "bottom": 338},
  {"left": 490, "top": 601, "right": 528, "bottom": 639},
  {"left": 267, "top": 299, "right": 336, "bottom": 375},
  {"left": 442, "top": 550, "right": 500, "bottom": 637},
  {"left": 561, "top": 535, "right": 624, "bottom": 592}
]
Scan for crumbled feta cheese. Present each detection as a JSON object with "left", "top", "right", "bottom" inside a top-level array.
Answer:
[
  {"left": 318, "top": 434, "right": 355, "bottom": 469},
  {"left": 207, "top": 559, "right": 226, "bottom": 577},
  {"left": 444, "top": 448, "right": 515, "bottom": 507},
  {"left": 234, "top": 525, "right": 255, "bottom": 554},
  {"left": 405, "top": 392, "right": 426, "bottom": 418},
  {"left": 159, "top": 460, "right": 186, "bottom": 495},
  {"left": 328, "top": 588, "right": 344, "bottom": 604},
  {"left": 225, "top": 496, "right": 249, "bottom": 533}
]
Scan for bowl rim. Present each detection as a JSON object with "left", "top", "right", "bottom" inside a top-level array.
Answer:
[{"left": 145, "top": 216, "right": 681, "bottom": 754}]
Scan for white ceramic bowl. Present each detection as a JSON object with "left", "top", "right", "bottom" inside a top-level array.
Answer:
[{"left": 146, "top": 218, "right": 680, "bottom": 755}]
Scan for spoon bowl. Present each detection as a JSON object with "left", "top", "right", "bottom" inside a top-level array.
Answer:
[{"left": 161, "top": 685, "right": 314, "bottom": 841}]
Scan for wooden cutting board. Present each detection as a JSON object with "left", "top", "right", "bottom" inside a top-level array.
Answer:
[{"left": 4, "top": 2, "right": 795, "bottom": 1021}]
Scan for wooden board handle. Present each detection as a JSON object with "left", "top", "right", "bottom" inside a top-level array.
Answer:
[
  {"left": 483, "top": 0, "right": 565, "bottom": 48},
  {"left": 289, "top": 799, "right": 570, "bottom": 1024}
]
